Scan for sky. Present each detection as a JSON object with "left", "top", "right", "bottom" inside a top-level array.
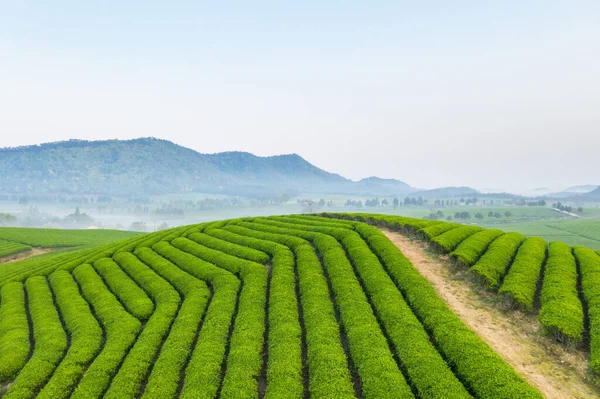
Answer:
[{"left": 1, "top": 1, "right": 599, "bottom": 193}]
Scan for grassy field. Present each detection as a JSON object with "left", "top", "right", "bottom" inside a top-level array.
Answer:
[{"left": 0, "top": 227, "right": 140, "bottom": 248}]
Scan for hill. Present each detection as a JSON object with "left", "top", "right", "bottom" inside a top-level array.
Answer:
[
  {"left": 0, "top": 138, "right": 414, "bottom": 198},
  {"left": 0, "top": 214, "right": 547, "bottom": 398},
  {"left": 352, "top": 176, "right": 415, "bottom": 197},
  {"left": 564, "top": 184, "right": 598, "bottom": 193},
  {"left": 548, "top": 185, "right": 599, "bottom": 198}
]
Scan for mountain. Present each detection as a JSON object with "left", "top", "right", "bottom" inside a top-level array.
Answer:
[
  {"left": 410, "top": 186, "right": 479, "bottom": 199},
  {"left": 0, "top": 138, "right": 414, "bottom": 198},
  {"left": 352, "top": 177, "right": 415, "bottom": 197},
  {"left": 564, "top": 185, "right": 598, "bottom": 193},
  {"left": 547, "top": 185, "right": 599, "bottom": 199},
  {"left": 578, "top": 187, "right": 600, "bottom": 201}
]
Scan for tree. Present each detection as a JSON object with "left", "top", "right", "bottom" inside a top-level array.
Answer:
[
  {"left": 404, "top": 197, "right": 411, "bottom": 206},
  {"left": 577, "top": 207, "right": 584, "bottom": 213},
  {"left": 446, "top": 215, "right": 453, "bottom": 221},
  {"left": 436, "top": 210, "right": 444, "bottom": 219},
  {"left": 393, "top": 198, "right": 399, "bottom": 209},
  {"left": 455, "top": 212, "right": 462, "bottom": 220},
  {"left": 130, "top": 221, "right": 147, "bottom": 231},
  {"left": 382, "top": 199, "right": 389, "bottom": 206},
  {"left": 318, "top": 199, "right": 326, "bottom": 208},
  {"left": 494, "top": 212, "right": 502, "bottom": 219},
  {"left": 0, "top": 213, "right": 17, "bottom": 226},
  {"left": 488, "top": 211, "right": 494, "bottom": 217},
  {"left": 475, "top": 213, "right": 484, "bottom": 221},
  {"left": 306, "top": 200, "right": 318, "bottom": 212},
  {"left": 460, "top": 198, "right": 465, "bottom": 203},
  {"left": 504, "top": 211, "right": 513, "bottom": 219}
]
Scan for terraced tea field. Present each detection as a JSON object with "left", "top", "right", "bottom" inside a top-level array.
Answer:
[{"left": 1, "top": 214, "right": 598, "bottom": 398}]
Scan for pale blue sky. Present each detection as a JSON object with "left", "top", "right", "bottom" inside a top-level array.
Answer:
[{"left": 1, "top": 1, "right": 599, "bottom": 192}]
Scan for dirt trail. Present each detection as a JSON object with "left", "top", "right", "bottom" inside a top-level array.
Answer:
[
  {"left": 0, "top": 247, "right": 57, "bottom": 264},
  {"left": 381, "top": 229, "right": 598, "bottom": 399}
]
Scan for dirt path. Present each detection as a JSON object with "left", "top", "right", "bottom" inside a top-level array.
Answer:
[
  {"left": 381, "top": 229, "right": 598, "bottom": 399},
  {"left": 0, "top": 247, "right": 57, "bottom": 264}
]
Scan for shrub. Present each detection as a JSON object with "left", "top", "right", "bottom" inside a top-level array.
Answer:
[
  {"left": 450, "top": 229, "right": 505, "bottom": 266},
  {"left": 469, "top": 233, "right": 525, "bottom": 289},
  {"left": 498, "top": 237, "right": 547, "bottom": 310},
  {"left": 539, "top": 242, "right": 583, "bottom": 346}
]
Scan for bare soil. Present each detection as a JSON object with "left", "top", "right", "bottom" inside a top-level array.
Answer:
[
  {"left": 381, "top": 228, "right": 599, "bottom": 399},
  {"left": 0, "top": 247, "right": 57, "bottom": 264}
]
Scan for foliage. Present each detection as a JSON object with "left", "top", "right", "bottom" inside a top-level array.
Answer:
[
  {"left": 0, "top": 283, "right": 30, "bottom": 382},
  {"left": 469, "top": 233, "right": 525, "bottom": 289},
  {"left": 573, "top": 247, "right": 600, "bottom": 373},
  {"left": 539, "top": 242, "right": 584, "bottom": 345},
  {"left": 450, "top": 229, "right": 504, "bottom": 266},
  {"left": 431, "top": 225, "right": 483, "bottom": 252},
  {"left": 0, "top": 239, "right": 31, "bottom": 258},
  {"left": 498, "top": 237, "right": 547, "bottom": 310},
  {"left": 0, "top": 213, "right": 551, "bottom": 398}
]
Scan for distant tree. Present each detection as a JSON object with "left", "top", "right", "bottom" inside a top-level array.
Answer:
[
  {"left": 404, "top": 197, "right": 411, "bottom": 206},
  {"left": 455, "top": 212, "right": 462, "bottom": 220},
  {"left": 318, "top": 199, "right": 326, "bottom": 208},
  {"left": 460, "top": 198, "right": 465, "bottom": 203},
  {"left": 302, "top": 200, "right": 317, "bottom": 213},
  {"left": 157, "top": 222, "right": 169, "bottom": 231},
  {"left": 393, "top": 198, "right": 399, "bottom": 209},
  {"left": 411, "top": 197, "right": 417, "bottom": 206},
  {"left": 18, "top": 196, "right": 29, "bottom": 205},
  {"left": 465, "top": 198, "right": 472, "bottom": 205},
  {"left": 460, "top": 211, "right": 471, "bottom": 220},
  {"left": 436, "top": 210, "right": 444, "bottom": 219},
  {"left": 577, "top": 207, "right": 584, "bottom": 213},
  {"left": 504, "top": 211, "right": 513, "bottom": 219},
  {"left": 494, "top": 212, "right": 502, "bottom": 219},
  {"left": 473, "top": 197, "right": 478, "bottom": 205},
  {"left": 425, "top": 213, "right": 438, "bottom": 220},
  {"left": 130, "top": 221, "right": 147, "bottom": 231},
  {"left": 475, "top": 213, "right": 484, "bottom": 221},
  {"left": 0, "top": 213, "right": 17, "bottom": 226},
  {"left": 446, "top": 215, "right": 453, "bottom": 221},
  {"left": 488, "top": 211, "right": 494, "bottom": 217},
  {"left": 382, "top": 199, "right": 389, "bottom": 206}
]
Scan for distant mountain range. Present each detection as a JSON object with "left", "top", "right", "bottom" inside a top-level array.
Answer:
[{"left": 0, "top": 138, "right": 417, "bottom": 198}]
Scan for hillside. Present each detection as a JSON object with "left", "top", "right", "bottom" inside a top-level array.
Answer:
[
  {"left": 0, "top": 214, "right": 552, "bottom": 398},
  {"left": 353, "top": 177, "right": 414, "bottom": 196},
  {"left": 0, "top": 138, "right": 367, "bottom": 197}
]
